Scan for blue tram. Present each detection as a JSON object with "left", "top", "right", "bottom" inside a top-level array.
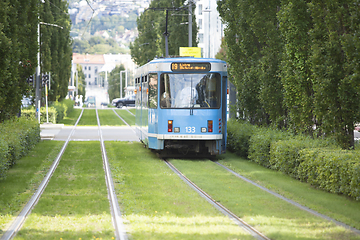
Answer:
[{"left": 135, "top": 57, "right": 228, "bottom": 156}]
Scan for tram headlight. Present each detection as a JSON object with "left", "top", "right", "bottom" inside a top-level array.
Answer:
[{"left": 201, "top": 127, "right": 207, "bottom": 133}]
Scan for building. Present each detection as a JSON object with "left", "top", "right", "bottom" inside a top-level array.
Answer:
[
  {"left": 194, "top": 0, "right": 224, "bottom": 58},
  {"left": 72, "top": 53, "right": 105, "bottom": 86}
]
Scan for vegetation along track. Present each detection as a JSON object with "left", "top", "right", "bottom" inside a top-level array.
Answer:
[
  {"left": 1, "top": 109, "right": 84, "bottom": 240},
  {"left": 166, "top": 157, "right": 360, "bottom": 239}
]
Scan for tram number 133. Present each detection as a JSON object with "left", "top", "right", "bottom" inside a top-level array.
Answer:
[{"left": 185, "top": 126, "right": 195, "bottom": 133}]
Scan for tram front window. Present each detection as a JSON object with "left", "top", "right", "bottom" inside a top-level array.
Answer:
[{"left": 160, "top": 73, "right": 221, "bottom": 109}]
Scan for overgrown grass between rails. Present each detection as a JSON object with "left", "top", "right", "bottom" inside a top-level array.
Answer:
[
  {"left": 77, "top": 109, "right": 97, "bottom": 126},
  {"left": 57, "top": 108, "right": 82, "bottom": 125},
  {"left": 115, "top": 109, "right": 135, "bottom": 126},
  {"left": 170, "top": 157, "right": 360, "bottom": 240},
  {"left": 218, "top": 152, "right": 360, "bottom": 231},
  {"left": 98, "top": 110, "right": 126, "bottom": 126},
  {"left": 106, "top": 142, "right": 253, "bottom": 240},
  {"left": 14, "top": 141, "right": 114, "bottom": 240},
  {"left": 0, "top": 141, "right": 63, "bottom": 237}
]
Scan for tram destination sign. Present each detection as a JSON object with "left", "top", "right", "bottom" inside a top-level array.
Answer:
[{"left": 171, "top": 62, "right": 211, "bottom": 72}]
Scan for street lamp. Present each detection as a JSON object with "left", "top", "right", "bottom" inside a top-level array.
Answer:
[{"left": 120, "top": 70, "right": 127, "bottom": 98}]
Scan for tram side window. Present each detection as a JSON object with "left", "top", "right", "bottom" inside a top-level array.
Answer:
[
  {"left": 148, "top": 73, "right": 158, "bottom": 108},
  {"left": 160, "top": 73, "right": 221, "bottom": 109}
]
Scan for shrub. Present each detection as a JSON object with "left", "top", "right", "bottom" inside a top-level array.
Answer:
[
  {"left": 248, "top": 127, "right": 289, "bottom": 168},
  {"left": 0, "top": 117, "right": 40, "bottom": 180},
  {"left": 227, "top": 120, "right": 256, "bottom": 158},
  {"left": 22, "top": 107, "right": 57, "bottom": 124},
  {"left": 298, "top": 149, "right": 360, "bottom": 200}
]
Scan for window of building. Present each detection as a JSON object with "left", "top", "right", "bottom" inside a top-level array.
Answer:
[
  {"left": 89, "top": 66, "right": 91, "bottom": 71},
  {"left": 89, "top": 74, "right": 91, "bottom": 78},
  {"left": 84, "top": 66, "right": 87, "bottom": 70},
  {"left": 198, "top": 4, "right": 202, "bottom": 15},
  {"left": 198, "top": 19, "right": 202, "bottom": 30},
  {"left": 198, "top": 33, "right": 203, "bottom": 43},
  {"left": 95, "top": 67, "right": 98, "bottom": 74},
  {"left": 85, "top": 74, "right": 87, "bottom": 78}
]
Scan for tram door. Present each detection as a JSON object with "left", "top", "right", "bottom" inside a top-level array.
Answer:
[{"left": 221, "top": 75, "right": 228, "bottom": 153}]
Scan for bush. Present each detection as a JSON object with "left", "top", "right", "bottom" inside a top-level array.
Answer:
[
  {"left": 22, "top": 107, "right": 57, "bottom": 124},
  {"left": 0, "top": 117, "right": 40, "bottom": 180},
  {"left": 227, "top": 120, "right": 256, "bottom": 158},
  {"left": 298, "top": 149, "right": 360, "bottom": 200},
  {"left": 270, "top": 136, "right": 339, "bottom": 177},
  {"left": 248, "top": 127, "right": 289, "bottom": 168}
]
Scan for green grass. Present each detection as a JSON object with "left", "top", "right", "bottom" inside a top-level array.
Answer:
[
  {"left": 58, "top": 108, "right": 82, "bottom": 125},
  {"left": 77, "top": 109, "right": 97, "bottom": 126},
  {"left": 98, "top": 110, "right": 126, "bottom": 126},
  {"left": 218, "top": 152, "right": 360, "bottom": 230},
  {"left": 14, "top": 142, "right": 114, "bottom": 239},
  {"left": 114, "top": 109, "right": 135, "bottom": 126},
  {"left": 0, "top": 141, "right": 64, "bottom": 237},
  {"left": 170, "top": 156, "right": 360, "bottom": 240},
  {"left": 106, "top": 142, "right": 253, "bottom": 240}
]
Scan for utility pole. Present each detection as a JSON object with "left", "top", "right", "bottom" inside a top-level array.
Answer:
[{"left": 188, "top": 1, "right": 192, "bottom": 47}]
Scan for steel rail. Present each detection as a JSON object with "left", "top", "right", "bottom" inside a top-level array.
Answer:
[
  {"left": 214, "top": 161, "right": 360, "bottom": 235},
  {"left": 112, "top": 109, "right": 137, "bottom": 135},
  {"left": 1, "top": 109, "right": 84, "bottom": 240},
  {"left": 164, "top": 159, "right": 270, "bottom": 240},
  {"left": 96, "top": 109, "right": 128, "bottom": 240}
]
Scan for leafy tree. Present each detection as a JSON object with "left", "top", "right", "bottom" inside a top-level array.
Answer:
[
  {"left": 278, "top": 0, "right": 314, "bottom": 135},
  {"left": 107, "top": 65, "right": 126, "bottom": 101},
  {"left": 76, "top": 64, "right": 86, "bottom": 98},
  {"left": 0, "top": 0, "right": 38, "bottom": 122},
  {"left": 308, "top": 0, "right": 360, "bottom": 149},
  {"left": 218, "top": 0, "right": 286, "bottom": 127},
  {"left": 130, "top": 0, "right": 198, "bottom": 66}
]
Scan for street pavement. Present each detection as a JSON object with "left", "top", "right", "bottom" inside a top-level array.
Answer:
[{"left": 40, "top": 123, "right": 139, "bottom": 142}]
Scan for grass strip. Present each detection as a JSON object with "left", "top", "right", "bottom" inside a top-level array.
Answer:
[
  {"left": 14, "top": 142, "right": 114, "bottom": 239},
  {"left": 98, "top": 110, "right": 126, "bottom": 126},
  {"left": 58, "top": 108, "right": 82, "bottom": 125},
  {"left": 170, "top": 157, "right": 360, "bottom": 240},
  {"left": 127, "top": 108, "right": 135, "bottom": 115},
  {"left": 218, "top": 152, "right": 360, "bottom": 230},
  {"left": 0, "top": 141, "right": 64, "bottom": 237},
  {"left": 106, "top": 142, "right": 253, "bottom": 240},
  {"left": 114, "top": 109, "right": 135, "bottom": 126},
  {"left": 77, "top": 109, "right": 97, "bottom": 126}
]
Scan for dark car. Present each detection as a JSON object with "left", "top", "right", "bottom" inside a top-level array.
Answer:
[{"left": 112, "top": 94, "right": 135, "bottom": 108}]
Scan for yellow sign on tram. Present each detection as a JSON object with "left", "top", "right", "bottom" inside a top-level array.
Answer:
[{"left": 179, "top": 47, "right": 202, "bottom": 58}]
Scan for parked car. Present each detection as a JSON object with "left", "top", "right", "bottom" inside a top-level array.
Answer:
[
  {"left": 84, "top": 96, "right": 96, "bottom": 108},
  {"left": 112, "top": 94, "right": 135, "bottom": 108}
]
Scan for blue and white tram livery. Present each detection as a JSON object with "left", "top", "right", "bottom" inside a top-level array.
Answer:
[{"left": 135, "top": 57, "right": 228, "bottom": 156}]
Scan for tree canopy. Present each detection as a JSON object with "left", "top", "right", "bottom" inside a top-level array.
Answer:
[
  {"left": 130, "top": 0, "right": 198, "bottom": 66},
  {"left": 0, "top": 0, "right": 72, "bottom": 122},
  {"left": 218, "top": 0, "right": 360, "bottom": 149}
]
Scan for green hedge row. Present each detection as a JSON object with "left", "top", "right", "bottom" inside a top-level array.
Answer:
[
  {"left": 21, "top": 99, "right": 74, "bottom": 124},
  {"left": 0, "top": 117, "right": 40, "bottom": 180},
  {"left": 227, "top": 120, "right": 360, "bottom": 200}
]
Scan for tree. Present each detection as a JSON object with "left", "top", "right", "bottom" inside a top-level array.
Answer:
[
  {"left": 107, "top": 65, "right": 126, "bottom": 101},
  {"left": 309, "top": 0, "right": 360, "bottom": 149},
  {"left": 218, "top": 0, "right": 286, "bottom": 127},
  {"left": 130, "top": 0, "right": 198, "bottom": 66},
  {"left": 0, "top": 0, "right": 38, "bottom": 122}
]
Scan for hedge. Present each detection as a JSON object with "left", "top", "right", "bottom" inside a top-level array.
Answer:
[
  {"left": 21, "top": 99, "right": 74, "bottom": 124},
  {"left": 227, "top": 120, "right": 360, "bottom": 201},
  {"left": 0, "top": 117, "right": 40, "bottom": 180}
]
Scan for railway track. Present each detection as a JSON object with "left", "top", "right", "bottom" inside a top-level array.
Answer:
[
  {"left": 1, "top": 109, "right": 129, "bottom": 240},
  {"left": 96, "top": 109, "right": 128, "bottom": 240},
  {"left": 164, "top": 159, "right": 270, "bottom": 240},
  {"left": 1, "top": 109, "right": 84, "bottom": 240}
]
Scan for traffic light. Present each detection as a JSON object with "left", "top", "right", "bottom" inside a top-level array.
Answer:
[
  {"left": 42, "top": 74, "right": 49, "bottom": 86},
  {"left": 27, "top": 75, "right": 34, "bottom": 84}
]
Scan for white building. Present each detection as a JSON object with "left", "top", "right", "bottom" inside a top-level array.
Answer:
[
  {"left": 194, "top": 0, "right": 224, "bottom": 58},
  {"left": 72, "top": 53, "right": 105, "bottom": 86}
]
